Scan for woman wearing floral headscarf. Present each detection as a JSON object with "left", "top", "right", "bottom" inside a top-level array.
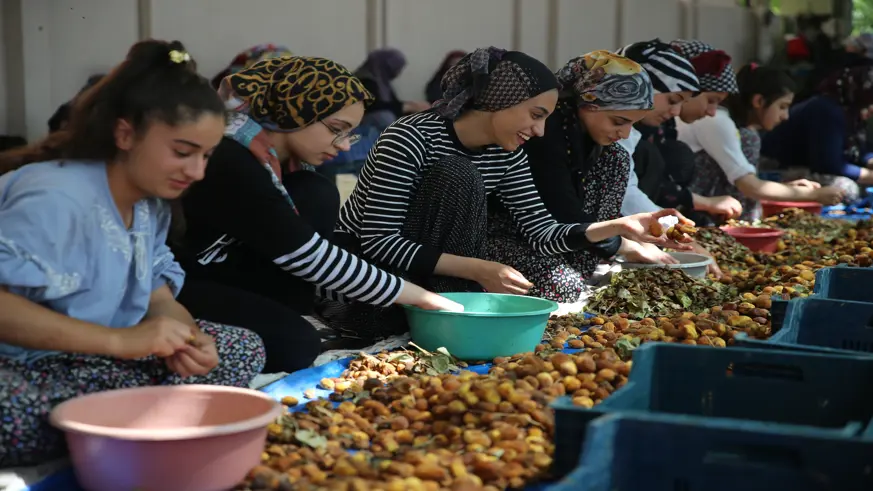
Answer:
[
  {"left": 324, "top": 47, "right": 692, "bottom": 343},
  {"left": 175, "top": 56, "right": 461, "bottom": 373},
  {"left": 484, "top": 50, "right": 689, "bottom": 302}
]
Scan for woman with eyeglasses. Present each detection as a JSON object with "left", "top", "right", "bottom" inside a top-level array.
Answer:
[{"left": 174, "top": 56, "right": 462, "bottom": 374}]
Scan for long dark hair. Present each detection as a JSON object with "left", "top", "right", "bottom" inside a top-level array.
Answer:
[
  {"left": 0, "top": 39, "right": 225, "bottom": 175},
  {"left": 724, "top": 63, "right": 795, "bottom": 127}
]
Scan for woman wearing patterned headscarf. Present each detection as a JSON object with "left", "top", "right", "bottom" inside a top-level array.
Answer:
[
  {"left": 209, "top": 43, "right": 293, "bottom": 89},
  {"left": 614, "top": 39, "right": 736, "bottom": 276},
  {"left": 324, "top": 47, "right": 691, "bottom": 341},
  {"left": 175, "top": 56, "right": 462, "bottom": 373},
  {"left": 482, "top": 50, "right": 690, "bottom": 302},
  {"left": 762, "top": 64, "right": 873, "bottom": 202}
]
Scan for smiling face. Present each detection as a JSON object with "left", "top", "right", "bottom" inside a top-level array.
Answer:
[
  {"left": 282, "top": 102, "right": 366, "bottom": 166},
  {"left": 578, "top": 108, "right": 651, "bottom": 145},
  {"left": 639, "top": 91, "right": 693, "bottom": 127},
  {"left": 114, "top": 111, "right": 225, "bottom": 199},
  {"left": 679, "top": 91, "right": 729, "bottom": 123},
  {"left": 488, "top": 89, "right": 558, "bottom": 151}
]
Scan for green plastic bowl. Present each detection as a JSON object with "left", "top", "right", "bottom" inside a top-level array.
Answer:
[{"left": 403, "top": 292, "right": 558, "bottom": 361}]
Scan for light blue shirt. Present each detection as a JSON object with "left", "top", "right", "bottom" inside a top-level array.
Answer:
[{"left": 0, "top": 160, "right": 185, "bottom": 363}]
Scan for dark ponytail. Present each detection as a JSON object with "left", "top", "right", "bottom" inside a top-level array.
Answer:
[
  {"left": 0, "top": 39, "right": 225, "bottom": 175},
  {"left": 724, "top": 63, "right": 796, "bottom": 127}
]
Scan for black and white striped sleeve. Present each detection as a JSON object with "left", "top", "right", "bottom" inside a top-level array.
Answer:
[
  {"left": 497, "top": 154, "right": 619, "bottom": 257},
  {"left": 191, "top": 139, "right": 404, "bottom": 307},
  {"left": 346, "top": 123, "right": 443, "bottom": 277}
]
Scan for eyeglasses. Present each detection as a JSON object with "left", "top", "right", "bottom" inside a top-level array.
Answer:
[{"left": 320, "top": 121, "right": 361, "bottom": 147}]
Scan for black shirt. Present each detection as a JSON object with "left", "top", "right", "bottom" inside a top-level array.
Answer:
[{"left": 176, "top": 137, "right": 404, "bottom": 307}]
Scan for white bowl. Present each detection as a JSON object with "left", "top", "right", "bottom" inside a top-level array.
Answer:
[{"left": 619, "top": 252, "right": 713, "bottom": 278}]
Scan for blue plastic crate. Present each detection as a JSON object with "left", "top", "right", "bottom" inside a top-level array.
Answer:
[
  {"left": 814, "top": 266, "right": 873, "bottom": 303},
  {"left": 769, "top": 298, "right": 789, "bottom": 332},
  {"left": 550, "top": 343, "right": 873, "bottom": 478},
  {"left": 551, "top": 412, "right": 873, "bottom": 491},
  {"left": 735, "top": 297, "right": 873, "bottom": 355}
]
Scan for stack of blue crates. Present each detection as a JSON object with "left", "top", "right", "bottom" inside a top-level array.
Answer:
[{"left": 549, "top": 343, "right": 873, "bottom": 490}]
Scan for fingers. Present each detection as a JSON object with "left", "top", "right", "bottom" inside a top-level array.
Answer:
[
  {"left": 708, "top": 262, "right": 724, "bottom": 279},
  {"left": 652, "top": 208, "right": 695, "bottom": 226},
  {"left": 664, "top": 240, "right": 693, "bottom": 251},
  {"left": 179, "top": 344, "right": 218, "bottom": 372},
  {"left": 173, "top": 351, "right": 209, "bottom": 377},
  {"left": 165, "top": 356, "right": 194, "bottom": 378},
  {"left": 505, "top": 268, "right": 533, "bottom": 289},
  {"left": 660, "top": 253, "right": 680, "bottom": 264},
  {"left": 420, "top": 292, "right": 465, "bottom": 312}
]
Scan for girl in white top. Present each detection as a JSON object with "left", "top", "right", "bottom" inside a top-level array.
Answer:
[{"left": 677, "top": 63, "right": 844, "bottom": 223}]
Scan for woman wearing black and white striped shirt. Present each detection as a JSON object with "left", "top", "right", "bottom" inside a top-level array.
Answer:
[
  {"left": 326, "top": 48, "right": 691, "bottom": 342},
  {"left": 174, "top": 57, "right": 461, "bottom": 373}
]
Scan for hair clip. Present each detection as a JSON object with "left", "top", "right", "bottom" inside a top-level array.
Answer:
[
  {"left": 169, "top": 50, "right": 191, "bottom": 64},
  {"left": 750, "top": 62, "right": 759, "bottom": 70}
]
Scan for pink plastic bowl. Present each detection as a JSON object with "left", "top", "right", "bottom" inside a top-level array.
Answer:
[
  {"left": 760, "top": 200, "right": 823, "bottom": 217},
  {"left": 49, "top": 385, "right": 282, "bottom": 491},
  {"left": 720, "top": 226, "right": 785, "bottom": 253}
]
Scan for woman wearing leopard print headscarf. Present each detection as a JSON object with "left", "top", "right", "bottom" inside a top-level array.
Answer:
[{"left": 175, "top": 56, "right": 461, "bottom": 374}]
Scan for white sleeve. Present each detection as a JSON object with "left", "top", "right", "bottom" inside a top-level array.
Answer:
[
  {"left": 689, "top": 111, "right": 757, "bottom": 184},
  {"left": 619, "top": 128, "right": 661, "bottom": 216}
]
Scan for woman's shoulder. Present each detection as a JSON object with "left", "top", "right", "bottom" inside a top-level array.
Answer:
[{"left": 0, "top": 160, "right": 104, "bottom": 210}]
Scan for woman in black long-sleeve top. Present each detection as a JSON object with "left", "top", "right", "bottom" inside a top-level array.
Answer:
[
  {"left": 485, "top": 50, "right": 693, "bottom": 303},
  {"left": 174, "top": 56, "right": 460, "bottom": 373}
]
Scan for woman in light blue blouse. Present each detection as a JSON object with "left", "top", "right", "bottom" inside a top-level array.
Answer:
[{"left": 0, "top": 39, "right": 266, "bottom": 467}]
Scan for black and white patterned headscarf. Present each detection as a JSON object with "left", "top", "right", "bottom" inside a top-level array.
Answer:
[
  {"left": 433, "top": 47, "right": 560, "bottom": 120},
  {"left": 670, "top": 39, "right": 738, "bottom": 94},
  {"left": 616, "top": 39, "right": 701, "bottom": 95}
]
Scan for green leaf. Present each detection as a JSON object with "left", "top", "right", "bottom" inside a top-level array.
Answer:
[
  {"left": 295, "top": 429, "right": 327, "bottom": 449},
  {"left": 615, "top": 337, "right": 641, "bottom": 359},
  {"left": 435, "top": 347, "right": 453, "bottom": 357},
  {"left": 430, "top": 355, "right": 451, "bottom": 373},
  {"left": 678, "top": 292, "right": 693, "bottom": 309}
]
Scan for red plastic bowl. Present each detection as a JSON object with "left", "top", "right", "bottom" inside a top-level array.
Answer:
[
  {"left": 50, "top": 385, "right": 282, "bottom": 491},
  {"left": 720, "top": 226, "right": 785, "bottom": 253},
  {"left": 760, "top": 200, "right": 823, "bottom": 217}
]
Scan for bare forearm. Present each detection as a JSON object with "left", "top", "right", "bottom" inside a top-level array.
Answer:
[
  {"left": 857, "top": 168, "right": 873, "bottom": 185},
  {"left": 583, "top": 221, "right": 624, "bottom": 243},
  {"left": 434, "top": 254, "right": 482, "bottom": 281},
  {"left": 735, "top": 175, "right": 813, "bottom": 201},
  {"left": 0, "top": 289, "right": 117, "bottom": 355}
]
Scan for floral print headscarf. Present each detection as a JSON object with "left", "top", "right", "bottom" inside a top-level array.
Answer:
[{"left": 555, "top": 50, "right": 654, "bottom": 111}]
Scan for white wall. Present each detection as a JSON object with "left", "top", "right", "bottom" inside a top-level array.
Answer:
[{"left": 1, "top": 0, "right": 756, "bottom": 142}]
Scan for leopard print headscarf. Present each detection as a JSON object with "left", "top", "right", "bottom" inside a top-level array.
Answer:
[{"left": 220, "top": 56, "right": 373, "bottom": 131}]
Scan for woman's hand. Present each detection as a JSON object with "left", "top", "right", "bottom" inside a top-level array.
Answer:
[
  {"left": 395, "top": 282, "right": 465, "bottom": 312},
  {"left": 699, "top": 195, "right": 743, "bottom": 219},
  {"left": 688, "top": 241, "right": 723, "bottom": 278},
  {"left": 619, "top": 239, "right": 678, "bottom": 264},
  {"left": 110, "top": 316, "right": 195, "bottom": 359},
  {"left": 618, "top": 209, "right": 695, "bottom": 250},
  {"left": 785, "top": 178, "right": 821, "bottom": 189},
  {"left": 472, "top": 260, "right": 533, "bottom": 295},
  {"left": 812, "top": 185, "right": 846, "bottom": 205},
  {"left": 166, "top": 331, "right": 219, "bottom": 378}
]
